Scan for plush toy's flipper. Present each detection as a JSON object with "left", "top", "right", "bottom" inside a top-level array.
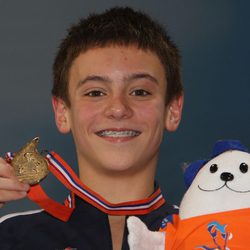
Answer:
[{"left": 127, "top": 216, "right": 165, "bottom": 250}]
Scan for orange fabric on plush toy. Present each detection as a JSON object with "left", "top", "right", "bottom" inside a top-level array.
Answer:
[{"left": 161, "top": 208, "right": 250, "bottom": 249}]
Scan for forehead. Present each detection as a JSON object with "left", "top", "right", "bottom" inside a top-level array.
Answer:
[{"left": 68, "top": 45, "right": 166, "bottom": 82}]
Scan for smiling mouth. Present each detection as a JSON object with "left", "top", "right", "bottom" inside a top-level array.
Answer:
[
  {"left": 198, "top": 183, "right": 250, "bottom": 193},
  {"left": 96, "top": 130, "right": 141, "bottom": 138}
]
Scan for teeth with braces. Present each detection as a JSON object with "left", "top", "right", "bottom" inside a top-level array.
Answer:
[{"left": 98, "top": 130, "right": 140, "bottom": 137}]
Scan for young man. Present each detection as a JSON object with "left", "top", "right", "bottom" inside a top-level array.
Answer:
[{"left": 0, "top": 7, "right": 183, "bottom": 249}]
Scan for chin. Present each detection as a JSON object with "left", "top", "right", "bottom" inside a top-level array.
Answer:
[
  {"left": 101, "top": 164, "right": 136, "bottom": 175},
  {"left": 97, "top": 159, "right": 141, "bottom": 175}
]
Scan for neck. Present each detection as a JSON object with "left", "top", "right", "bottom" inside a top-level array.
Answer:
[{"left": 78, "top": 161, "right": 156, "bottom": 203}]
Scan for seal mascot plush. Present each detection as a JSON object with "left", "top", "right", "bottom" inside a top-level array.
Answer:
[{"left": 127, "top": 140, "right": 250, "bottom": 250}]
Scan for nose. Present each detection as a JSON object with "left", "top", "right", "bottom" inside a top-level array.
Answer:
[
  {"left": 220, "top": 172, "right": 234, "bottom": 182},
  {"left": 104, "top": 95, "right": 133, "bottom": 120}
]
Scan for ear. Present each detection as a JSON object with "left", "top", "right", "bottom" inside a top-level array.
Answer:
[
  {"left": 165, "top": 94, "right": 184, "bottom": 132},
  {"left": 52, "top": 96, "right": 71, "bottom": 134}
]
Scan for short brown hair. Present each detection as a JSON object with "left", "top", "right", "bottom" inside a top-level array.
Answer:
[{"left": 52, "top": 7, "right": 183, "bottom": 106}]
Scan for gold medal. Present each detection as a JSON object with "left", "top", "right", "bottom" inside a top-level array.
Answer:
[{"left": 11, "top": 137, "right": 49, "bottom": 185}]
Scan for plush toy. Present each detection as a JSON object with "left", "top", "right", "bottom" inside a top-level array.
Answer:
[{"left": 127, "top": 140, "right": 250, "bottom": 250}]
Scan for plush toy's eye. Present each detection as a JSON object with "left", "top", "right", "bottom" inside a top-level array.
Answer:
[
  {"left": 239, "top": 162, "right": 248, "bottom": 173},
  {"left": 210, "top": 164, "right": 218, "bottom": 173}
]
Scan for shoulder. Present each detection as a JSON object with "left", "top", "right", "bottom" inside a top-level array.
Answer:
[
  {"left": 0, "top": 207, "right": 64, "bottom": 229},
  {"left": 0, "top": 209, "right": 44, "bottom": 224},
  {"left": 0, "top": 208, "right": 56, "bottom": 235},
  {"left": 0, "top": 209, "right": 44, "bottom": 247},
  {"left": 0, "top": 208, "right": 65, "bottom": 248}
]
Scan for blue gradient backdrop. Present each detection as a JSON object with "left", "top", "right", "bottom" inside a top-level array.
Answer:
[{"left": 0, "top": 0, "right": 249, "bottom": 216}]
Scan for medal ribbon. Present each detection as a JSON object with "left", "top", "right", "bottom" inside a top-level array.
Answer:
[
  {"left": 7, "top": 151, "right": 166, "bottom": 221},
  {"left": 46, "top": 151, "right": 166, "bottom": 215}
]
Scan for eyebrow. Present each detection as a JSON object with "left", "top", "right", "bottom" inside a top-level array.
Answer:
[
  {"left": 124, "top": 73, "right": 159, "bottom": 85},
  {"left": 77, "top": 75, "right": 110, "bottom": 89},
  {"left": 76, "top": 72, "right": 159, "bottom": 89}
]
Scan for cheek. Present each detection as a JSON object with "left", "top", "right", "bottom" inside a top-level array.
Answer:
[
  {"left": 71, "top": 103, "right": 101, "bottom": 131},
  {"left": 135, "top": 102, "right": 166, "bottom": 143},
  {"left": 140, "top": 102, "right": 166, "bottom": 126}
]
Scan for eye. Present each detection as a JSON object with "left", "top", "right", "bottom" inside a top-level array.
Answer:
[
  {"left": 239, "top": 162, "right": 248, "bottom": 173},
  {"left": 130, "top": 89, "right": 151, "bottom": 96},
  {"left": 210, "top": 164, "right": 218, "bottom": 173},
  {"left": 85, "top": 90, "right": 105, "bottom": 97}
]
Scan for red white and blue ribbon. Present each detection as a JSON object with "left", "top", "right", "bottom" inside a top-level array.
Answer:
[{"left": 6, "top": 151, "right": 166, "bottom": 221}]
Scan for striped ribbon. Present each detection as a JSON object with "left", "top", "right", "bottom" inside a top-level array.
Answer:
[
  {"left": 46, "top": 151, "right": 166, "bottom": 215},
  {"left": 6, "top": 151, "right": 166, "bottom": 220}
]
